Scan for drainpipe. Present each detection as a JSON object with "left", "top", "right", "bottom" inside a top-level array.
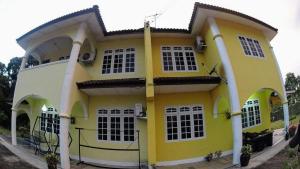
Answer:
[
  {"left": 207, "top": 17, "right": 242, "bottom": 165},
  {"left": 144, "top": 21, "right": 157, "bottom": 168},
  {"left": 267, "top": 42, "right": 289, "bottom": 130},
  {"left": 59, "top": 23, "right": 87, "bottom": 169},
  {"left": 11, "top": 108, "right": 17, "bottom": 145}
]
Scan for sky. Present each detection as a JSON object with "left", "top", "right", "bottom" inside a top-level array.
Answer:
[{"left": 0, "top": 0, "right": 299, "bottom": 78}]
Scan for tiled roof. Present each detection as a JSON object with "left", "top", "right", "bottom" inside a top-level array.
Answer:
[
  {"left": 17, "top": 3, "right": 277, "bottom": 43},
  {"left": 154, "top": 76, "right": 221, "bottom": 85},
  {"left": 189, "top": 3, "right": 278, "bottom": 32},
  {"left": 76, "top": 78, "right": 146, "bottom": 89}
]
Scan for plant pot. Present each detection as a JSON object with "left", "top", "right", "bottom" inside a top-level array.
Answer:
[
  {"left": 47, "top": 164, "right": 57, "bottom": 169},
  {"left": 240, "top": 154, "right": 250, "bottom": 167},
  {"left": 285, "top": 132, "right": 290, "bottom": 140}
]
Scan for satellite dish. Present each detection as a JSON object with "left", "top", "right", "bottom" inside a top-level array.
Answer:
[{"left": 209, "top": 64, "right": 218, "bottom": 75}]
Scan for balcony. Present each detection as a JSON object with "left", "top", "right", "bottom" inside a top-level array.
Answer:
[{"left": 24, "top": 37, "right": 73, "bottom": 69}]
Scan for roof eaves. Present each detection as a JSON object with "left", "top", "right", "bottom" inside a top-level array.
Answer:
[
  {"left": 106, "top": 28, "right": 144, "bottom": 36},
  {"left": 77, "top": 78, "right": 146, "bottom": 89},
  {"left": 16, "top": 5, "right": 107, "bottom": 43},
  {"left": 188, "top": 2, "right": 278, "bottom": 32},
  {"left": 151, "top": 27, "right": 190, "bottom": 34}
]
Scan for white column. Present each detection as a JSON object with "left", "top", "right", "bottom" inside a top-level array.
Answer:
[
  {"left": 59, "top": 23, "right": 86, "bottom": 169},
  {"left": 268, "top": 44, "right": 289, "bottom": 129},
  {"left": 11, "top": 109, "right": 17, "bottom": 145},
  {"left": 20, "top": 55, "right": 28, "bottom": 71},
  {"left": 208, "top": 17, "right": 242, "bottom": 165},
  {"left": 59, "top": 116, "right": 70, "bottom": 169},
  {"left": 283, "top": 103, "right": 289, "bottom": 129}
]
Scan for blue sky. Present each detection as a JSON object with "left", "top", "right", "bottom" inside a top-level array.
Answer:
[{"left": 0, "top": 0, "right": 299, "bottom": 78}]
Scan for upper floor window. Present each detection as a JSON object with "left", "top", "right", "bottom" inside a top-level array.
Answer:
[
  {"left": 238, "top": 36, "right": 264, "bottom": 58},
  {"left": 165, "top": 105, "right": 205, "bottom": 142},
  {"left": 97, "top": 108, "right": 135, "bottom": 142},
  {"left": 241, "top": 100, "right": 261, "bottom": 129},
  {"left": 161, "top": 46, "right": 198, "bottom": 72},
  {"left": 102, "top": 48, "right": 135, "bottom": 74}
]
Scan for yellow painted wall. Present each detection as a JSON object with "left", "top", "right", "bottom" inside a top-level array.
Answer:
[
  {"left": 69, "top": 95, "right": 148, "bottom": 163},
  {"left": 242, "top": 90, "right": 273, "bottom": 133},
  {"left": 13, "top": 61, "right": 68, "bottom": 110},
  {"left": 216, "top": 18, "right": 284, "bottom": 106},
  {"left": 155, "top": 92, "right": 232, "bottom": 162},
  {"left": 85, "top": 38, "right": 145, "bottom": 80},
  {"left": 151, "top": 37, "right": 207, "bottom": 78}
]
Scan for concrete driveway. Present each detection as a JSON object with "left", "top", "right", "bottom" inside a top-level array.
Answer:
[{"left": 0, "top": 143, "right": 37, "bottom": 169}]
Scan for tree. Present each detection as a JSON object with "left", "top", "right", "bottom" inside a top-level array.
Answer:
[
  {"left": 285, "top": 72, "right": 298, "bottom": 91},
  {"left": 7, "top": 57, "right": 22, "bottom": 97},
  {"left": 0, "top": 62, "right": 9, "bottom": 100}
]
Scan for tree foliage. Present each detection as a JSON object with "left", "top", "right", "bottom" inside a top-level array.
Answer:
[{"left": 6, "top": 57, "right": 22, "bottom": 97}]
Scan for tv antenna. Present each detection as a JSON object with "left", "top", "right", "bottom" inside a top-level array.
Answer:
[{"left": 145, "top": 13, "right": 162, "bottom": 28}]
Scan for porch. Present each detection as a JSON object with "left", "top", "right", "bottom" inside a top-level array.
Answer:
[{"left": 0, "top": 128, "right": 287, "bottom": 169}]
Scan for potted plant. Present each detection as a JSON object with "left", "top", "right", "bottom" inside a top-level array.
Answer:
[
  {"left": 289, "top": 125, "right": 297, "bottom": 137},
  {"left": 45, "top": 153, "right": 58, "bottom": 169},
  {"left": 240, "top": 144, "right": 252, "bottom": 167},
  {"left": 205, "top": 153, "right": 213, "bottom": 162},
  {"left": 285, "top": 126, "right": 290, "bottom": 140}
]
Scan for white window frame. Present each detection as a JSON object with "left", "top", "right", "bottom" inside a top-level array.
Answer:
[
  {"left": 160, "top": 46, "right": 199, "bottom": 72},
  {"left": 40, "top": 107, "right": 60, "bottom": 134},
  {"left": 237, "top": 36, "right": 265, "bottom": 58},
  {"left": 96, "top": 107, "right": 136, "bottom": 143},
  {"left": 241, "top": 99, "right": 262, "bottom": 129},
  {"left": 164, "top": 105, "right": 206, "bottom": 143},
  {"left": 101, "top": 48, "right": 136, "bottom": 75}
]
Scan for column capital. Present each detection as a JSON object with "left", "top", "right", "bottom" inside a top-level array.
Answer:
[
  {"left": 72, "top": 41, "right": 83, "bottom": 46},
  {"left": 213, "top": 34, "right": 223, "bottom": 40},
  {"left": 59, "top": 113, "right": 71, "bottom": 119},
  {"left": 231, "top": 112, "right": 241, "bottom": 116},
  {"left": 11, "top": 108, "right": 18, "bottom": 112}
]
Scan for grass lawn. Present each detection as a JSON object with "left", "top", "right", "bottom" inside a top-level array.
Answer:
[
  {"left": 271, "top": 115, "right": 300, "bottom": 130},
  {"left": 0, "top": 126, "right": 10, "bottom": 136}
]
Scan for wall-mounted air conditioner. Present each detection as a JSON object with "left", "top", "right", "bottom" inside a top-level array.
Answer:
[
  {"left": 78, "top": 49, "right": 97, "bottom": 64},
  {"left": 194, "top": 36, "right": 207, "bottom": 53},
  {"left": 135, "top": 103, "right": 145, "bottom": 117}
]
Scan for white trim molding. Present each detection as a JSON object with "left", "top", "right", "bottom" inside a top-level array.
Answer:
[{"left": 156, "top": 150, "right": 233, "bottom": 166}]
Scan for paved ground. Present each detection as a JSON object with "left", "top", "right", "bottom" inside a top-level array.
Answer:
[
  {"left": 0, "top": 143, "right": 37, "bottom": 169},
  {"left": 0, "top": 128, "right": 287, "bottom": 169}
]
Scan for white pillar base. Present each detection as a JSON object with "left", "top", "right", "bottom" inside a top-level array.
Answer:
[
  {"left": 11, "top": 110, "right": 17, "bottom": 146},
  {"left": 231, "top": 114, "right": 243, "bottom": 165},
  {"left": 283, "top": 103, "right": 289, "bottom": 130},
  {"left": 59, "top": 116, "right": 71, "bottom": 169}
]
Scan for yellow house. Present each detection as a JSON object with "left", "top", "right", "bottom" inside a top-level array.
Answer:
[{"left": 11, "top": 3, "right": 289, "bottom": 169}]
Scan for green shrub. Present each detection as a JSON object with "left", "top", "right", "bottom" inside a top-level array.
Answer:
[{"left": 287, "top": 148, "right": 297, "bottom": 158}]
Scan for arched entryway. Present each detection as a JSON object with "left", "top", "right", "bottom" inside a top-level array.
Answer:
[{"left": 12, "top": 94, "right": 59, "bottom": 152}]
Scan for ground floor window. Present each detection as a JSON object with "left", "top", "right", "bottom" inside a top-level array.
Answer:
[
  {"left": 241, "top": 99, "right": 261, "bottom": 129},
  {"left": 40, "top": 106, "right": 60, "bottom": 134},
  {"left": 97, "top": 108, "right": 135, "bottom": 142},
  {"left": 165, "top": 105, "right": 205, "bottom": 141}
]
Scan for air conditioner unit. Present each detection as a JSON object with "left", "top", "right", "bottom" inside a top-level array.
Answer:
[
  {"left": 194, "top": 36, "right": 207, "bottom": 53},
  {"left": 79, "top": 49, "right": 97, "bottom": 64},
  {"left": 135, "top": 103, "right": 143, "bottom": 117}
]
